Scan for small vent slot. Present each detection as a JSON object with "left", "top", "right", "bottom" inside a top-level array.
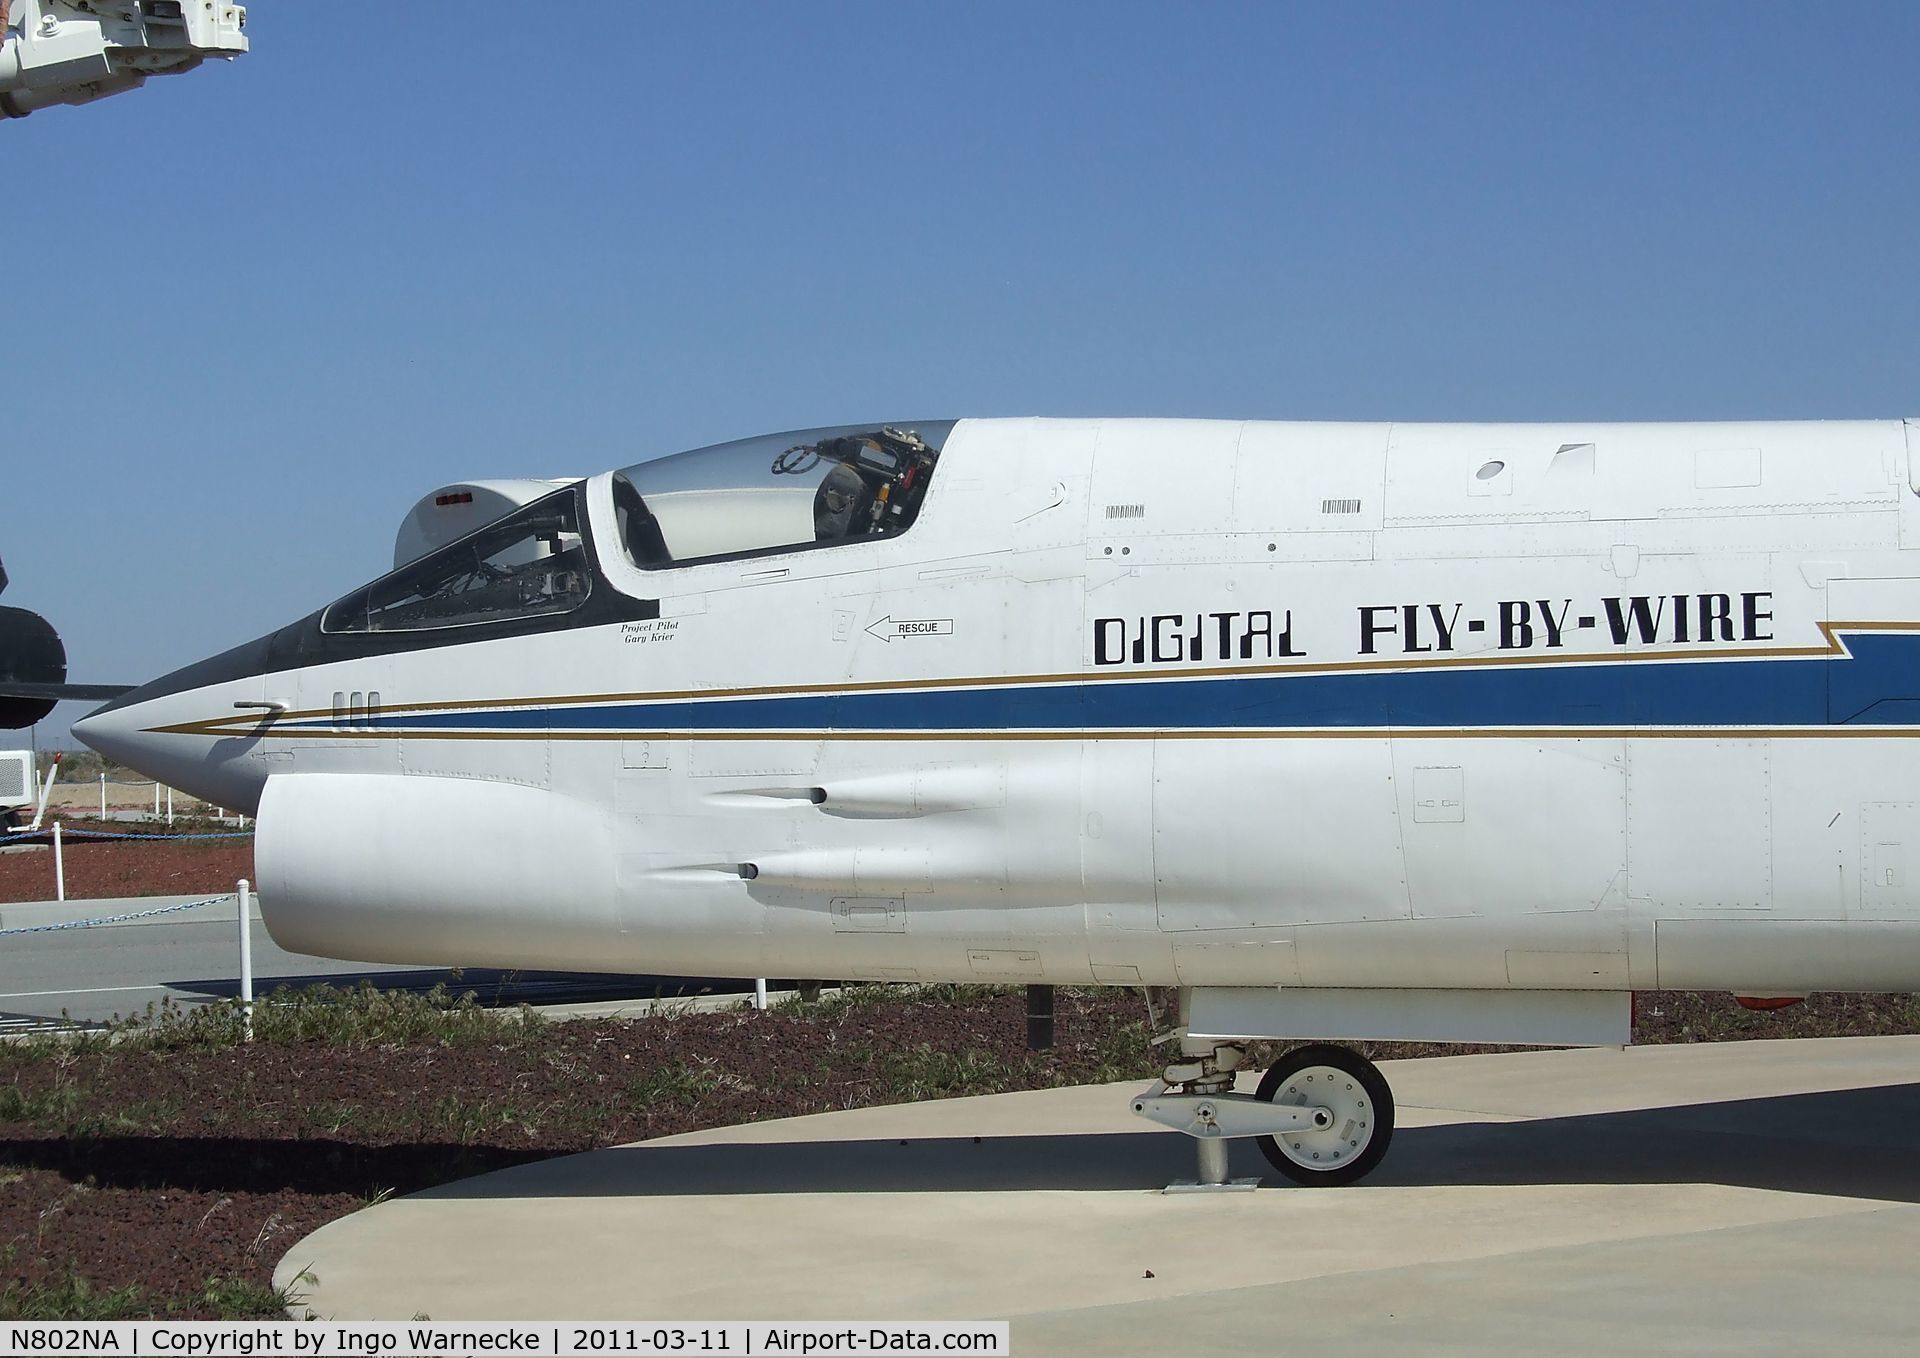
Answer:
[
  {"left": 1104, "top": 503, "right": 1146, "bottom": 520},
  {"left": 1321, "top": 498, "right": 1362, "bottom": 516}
]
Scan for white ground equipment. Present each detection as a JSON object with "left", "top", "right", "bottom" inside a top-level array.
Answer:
[
  {"left": 1, "top": 0, "right": 246, "bottom": 119},
  {"left": 0, "top": 749, "right": 35, "bottom": 830}
]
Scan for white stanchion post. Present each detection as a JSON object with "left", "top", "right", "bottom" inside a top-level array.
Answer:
[
  {"left": 153, "top": 784, "right": 160, "bottom": 818},
  {"left": 166, "top": 787, "right": 174, "bottom": 825},
  {"left": 28, "top": 756, "right": 59, "bottom": 831},
  {"left": 754, "top": 977, "right": 768, "bottom": 1011},
  {"left": 52, "top": 821, "right": 64, "bottom": 902},
  {"left": 237, "top": 878, "right": 255, "bottom": 1041},
  {"left": 98, "top": 774, "right": 106, "bottom": 819}
]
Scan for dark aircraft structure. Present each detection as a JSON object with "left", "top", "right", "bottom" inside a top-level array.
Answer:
[{"left": 0, "top": 556, "right": 127, "bottom": 729}]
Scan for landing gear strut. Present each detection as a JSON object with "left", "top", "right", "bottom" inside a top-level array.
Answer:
[{"left": 1131, "top": 1031, "right": 1396, "bottom": 1189}]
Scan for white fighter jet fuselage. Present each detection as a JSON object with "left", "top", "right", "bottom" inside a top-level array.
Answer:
[{"left": 75, "top": 417, "right": 1920, "bottom": 1184}]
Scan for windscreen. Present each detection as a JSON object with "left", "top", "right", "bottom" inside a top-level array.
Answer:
[
  {"left": 323, "top": 486, "right": 592, "bottom": 633},
  {"left": 611, "top": 422, "right": 954, "bottom": 569}
]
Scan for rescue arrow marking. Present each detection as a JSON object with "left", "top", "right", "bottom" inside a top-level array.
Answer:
[{"left": 865, "top": 616, "right": 954, "bottom": 643}]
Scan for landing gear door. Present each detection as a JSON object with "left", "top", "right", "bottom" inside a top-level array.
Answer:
[{"left": 1152, "top": 734, "right": 1410, "bottom": 931}]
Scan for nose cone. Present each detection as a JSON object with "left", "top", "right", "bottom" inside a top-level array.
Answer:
[
  {"left": 71, "top": 703, "right": 137, "bottom": 767},
  {"left": 75, "top": 692, "right": 271, "bottom": 815},
  {"left": 72, "top": 690, "right": 259, "bottom": 811},
  {"left": 71, "top": 634, "right": 281, "bottom": 815}
]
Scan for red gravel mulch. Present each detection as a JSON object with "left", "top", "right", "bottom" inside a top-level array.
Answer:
[
  {"left": 4, "top": 946, "right": 1918, "bottom": 1317},
  {"left": 0, "top": 828, "right": 253, "bottom": 904},
  {"left": 0, "top": 988, "right": 1152, "bottom": 1316}
]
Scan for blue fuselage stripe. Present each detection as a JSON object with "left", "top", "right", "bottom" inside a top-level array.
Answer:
[{"left": 317, "top": 634, "right": 1920, "bottom": 733}]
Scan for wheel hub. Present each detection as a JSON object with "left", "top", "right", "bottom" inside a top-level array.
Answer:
[{"left": 1272, "top": 1066, "right": 1373, "bottom": 1167}]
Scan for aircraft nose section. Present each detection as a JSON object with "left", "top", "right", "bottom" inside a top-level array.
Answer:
[
  {"left": 72, "top": 695, "right": 192, "bottom": 795},
  {"left": 72, "top": 702, "right": 141, "bottom": 768},
  {"left": 66, "top": 628, "right": 287, "bottom": 814},
  {"left": 71, "top": 684, "right": 271, "bottom": 816}
]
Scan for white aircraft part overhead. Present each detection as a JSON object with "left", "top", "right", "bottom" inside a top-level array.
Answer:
[
  {"left": 0, "top": 0, "right": 246, "bottom": 119},
  {"left": 393, "top": 480, "right": 581, "bottom": 569}
]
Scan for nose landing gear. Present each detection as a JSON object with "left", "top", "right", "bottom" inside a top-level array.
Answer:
[{"left": 1131, "top": 1038, "right": 1396, "bottom": 1189}]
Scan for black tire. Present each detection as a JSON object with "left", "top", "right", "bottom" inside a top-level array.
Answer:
[{"left": 1254, "top": 1043, "right": 1394, "bottom": 1186}]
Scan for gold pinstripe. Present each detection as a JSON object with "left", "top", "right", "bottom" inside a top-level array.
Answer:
[{"left": 141, "top": 619, "right": 1920, "bottom": 741}]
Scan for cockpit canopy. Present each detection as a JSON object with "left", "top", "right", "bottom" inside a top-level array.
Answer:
[
  {"left": 323, "top": 485, "right": 591, "bottom": 634},
  {"left": 612, "top": 421, "right": 954, "bottom": 569},
  {"left": 319, "top": 421, "right": 954, "bottom": 637}
]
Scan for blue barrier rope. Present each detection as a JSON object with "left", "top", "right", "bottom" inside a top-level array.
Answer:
[
  {"left": 58, "top": 827, "right": 252, "bottom": 841},
  {"left": 0, "top": 893, "right": 231, "bottom": 937},
  {"left": 0, "top": 827, "right": 253, "bottom": 843}
]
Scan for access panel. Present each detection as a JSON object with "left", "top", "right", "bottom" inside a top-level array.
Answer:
[{"left": 1152, "top": 736, "right": 1409, "bottom": 931}]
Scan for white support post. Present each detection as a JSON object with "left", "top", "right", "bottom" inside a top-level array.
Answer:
[
  {"left": 166, "top": 787, "right": 174, "bottom": 826},
  {"left": 26, "top": 755, "right": 59, "bottom": 832},
  {"left": 52, "top": 821, "right": 64, "bottom": 902},
  {"left": 98, "top": 773, "right": 107, "bottom": 819},
  {"left": 754, "top": 978, "right": 768, "bottom": 1011},
  {"left": 237, "top": 878, "right": 255, "bottom": 1041},
  {"left": 153, "top": 784, "right": 160, "bottom": 818}
]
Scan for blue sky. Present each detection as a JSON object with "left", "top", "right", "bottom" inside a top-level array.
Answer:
[{"left": 9, "top": 2, "right": 1920, "bottom": 743}]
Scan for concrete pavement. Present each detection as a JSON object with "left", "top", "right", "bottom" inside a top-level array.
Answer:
[
  {"left": 275, "top": 1035, "right": 1920, "bottom": 1354},
  {"left": 0, "top": 893, "right": 363, "bottom": 1027},
  {"left": 0, "top": 893, "right": 763, "bottom": 1026}
]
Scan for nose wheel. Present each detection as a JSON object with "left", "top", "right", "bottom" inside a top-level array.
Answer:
[
  {"left": 1131, "top": 1038, "right": 1398, "bottom": 1188},
  {"left": 1253, "top": 1043, "right": 1394, "bottom": 1186}
]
